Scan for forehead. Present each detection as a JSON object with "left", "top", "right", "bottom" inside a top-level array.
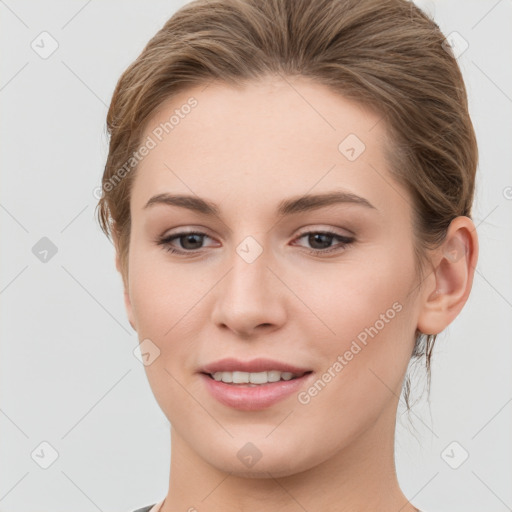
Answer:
[{"left": 130, "top": 77, "right": 407, "bottom": 218}]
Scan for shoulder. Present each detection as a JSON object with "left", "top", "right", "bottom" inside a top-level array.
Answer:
[
  {"left": 131, "top": 498, "right": 165, "bottom": 512},
  {"left": 131, "top": 505, "right": 156, "bottom": 512}
]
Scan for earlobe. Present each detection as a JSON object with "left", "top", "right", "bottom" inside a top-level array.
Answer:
[{"left": 416, "top": 216, "right": 479, "bottom": 335}]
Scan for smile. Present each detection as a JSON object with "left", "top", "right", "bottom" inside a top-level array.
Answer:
[
  {"left": 200, "top": 371, "right": 314, "bottom": 410},
  {"left": 208, "top": 370, "right": 307, "bottom": 385}
]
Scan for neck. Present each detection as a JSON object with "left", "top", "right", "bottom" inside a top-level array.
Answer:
[{"left": 161, "top": 403, "right": 418, "bottom": 512}]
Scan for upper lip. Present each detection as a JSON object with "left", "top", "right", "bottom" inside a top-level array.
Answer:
[{"left": 199, "top": 358, "right": 312, "bottom": 376}]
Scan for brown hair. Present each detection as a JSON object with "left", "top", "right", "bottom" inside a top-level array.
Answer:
[{"left": 95, "top": 0, "right": 478, "bottom": 409}]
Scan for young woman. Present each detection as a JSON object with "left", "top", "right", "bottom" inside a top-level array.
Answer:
[{"left": 96, "top": 0, "right": 478, "bottom": 510}]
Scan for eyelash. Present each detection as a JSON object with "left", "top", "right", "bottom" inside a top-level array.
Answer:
[{"left": 156, "top": 229, "right": 355, "bottom": 257}]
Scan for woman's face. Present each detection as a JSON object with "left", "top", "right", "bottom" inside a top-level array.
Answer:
[{"left": 122, "top": 76, "right": 426, "bottom": 477}]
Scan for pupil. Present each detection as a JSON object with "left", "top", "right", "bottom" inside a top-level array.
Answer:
[
  {"left": 182, "top": 234, "right": 202, "bottom": 249},
  {"left": 309, "top": 233, "right": 331, "bottom": 249}
]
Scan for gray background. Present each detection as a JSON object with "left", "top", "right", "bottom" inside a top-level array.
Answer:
[{"left": 0, "top": 1, "right": 511, "bottom": 511}]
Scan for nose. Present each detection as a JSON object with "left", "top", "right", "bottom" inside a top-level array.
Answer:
[{"left": 210, "top": 242, "right": 287, "bottom": 338}]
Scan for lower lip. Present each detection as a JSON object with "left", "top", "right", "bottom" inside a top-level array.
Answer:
[{"left": 200, "top": 372, "right": 314, "bottom": 411}]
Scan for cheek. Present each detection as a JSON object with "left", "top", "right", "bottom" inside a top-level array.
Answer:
[
  {"left": 127, "top": 248, "right": 205, "bottom": 422},
  {"left": 290, "top": 290, "right": 414, "bottom": 457},
  {"left": 303, "top": 248, "right": 414, "bottom": 344},
  {"left": 127, "top": 245, "right": 205, "bottom": 337},
  {"left": 298, "top": 247, "right": 417, "bottom": 400}
]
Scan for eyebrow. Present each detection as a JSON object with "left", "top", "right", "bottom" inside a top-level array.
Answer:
[{"left": 143, "top": 190, "right": 377, "bottom": 217}]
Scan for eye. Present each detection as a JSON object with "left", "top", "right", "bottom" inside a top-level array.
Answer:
[
  {"left": 156, "top": 230, "right": 217, "bottom": 255},
  {"left": 292, "top": 230, "right": 355, "bottom": 255},
  {"left": 156, "top": 228, "right": 355, "bottom": 257}
]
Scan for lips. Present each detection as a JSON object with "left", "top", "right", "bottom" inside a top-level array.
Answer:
[
  {"left": 200, "top": 371, "right": 314, "bottom": 411},
  {"left": 199, "top": 357, "right": 311, "bottom": 376},
  {"left": 198, "top": 357, "right": 314, "bottom": 410}
]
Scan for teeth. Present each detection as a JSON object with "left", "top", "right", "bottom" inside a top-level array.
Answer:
[{"left": 211, "top": 370, "right": 299, "bottom": 384}]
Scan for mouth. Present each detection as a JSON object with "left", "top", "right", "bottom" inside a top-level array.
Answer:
[
  {"left": 201, "top": 370, "right": 313, "bottom": 386},
  {"left": 198, "top": 358, "right": 314, "bottom": 409},
  {"left": 199, "top": 368, "right": 315, "bottom": 411}
]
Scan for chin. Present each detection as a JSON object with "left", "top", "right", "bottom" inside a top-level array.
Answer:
[{"left": 201, "top": 441, "right": 322, "bottom": 479}]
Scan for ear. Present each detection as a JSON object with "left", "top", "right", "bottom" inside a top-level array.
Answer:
[
  {"left": 416, "top": 216, "right": 479, "bottom": 336},
  {"left": 112, "top": 230, "right": 137, "bottom": 332}
]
